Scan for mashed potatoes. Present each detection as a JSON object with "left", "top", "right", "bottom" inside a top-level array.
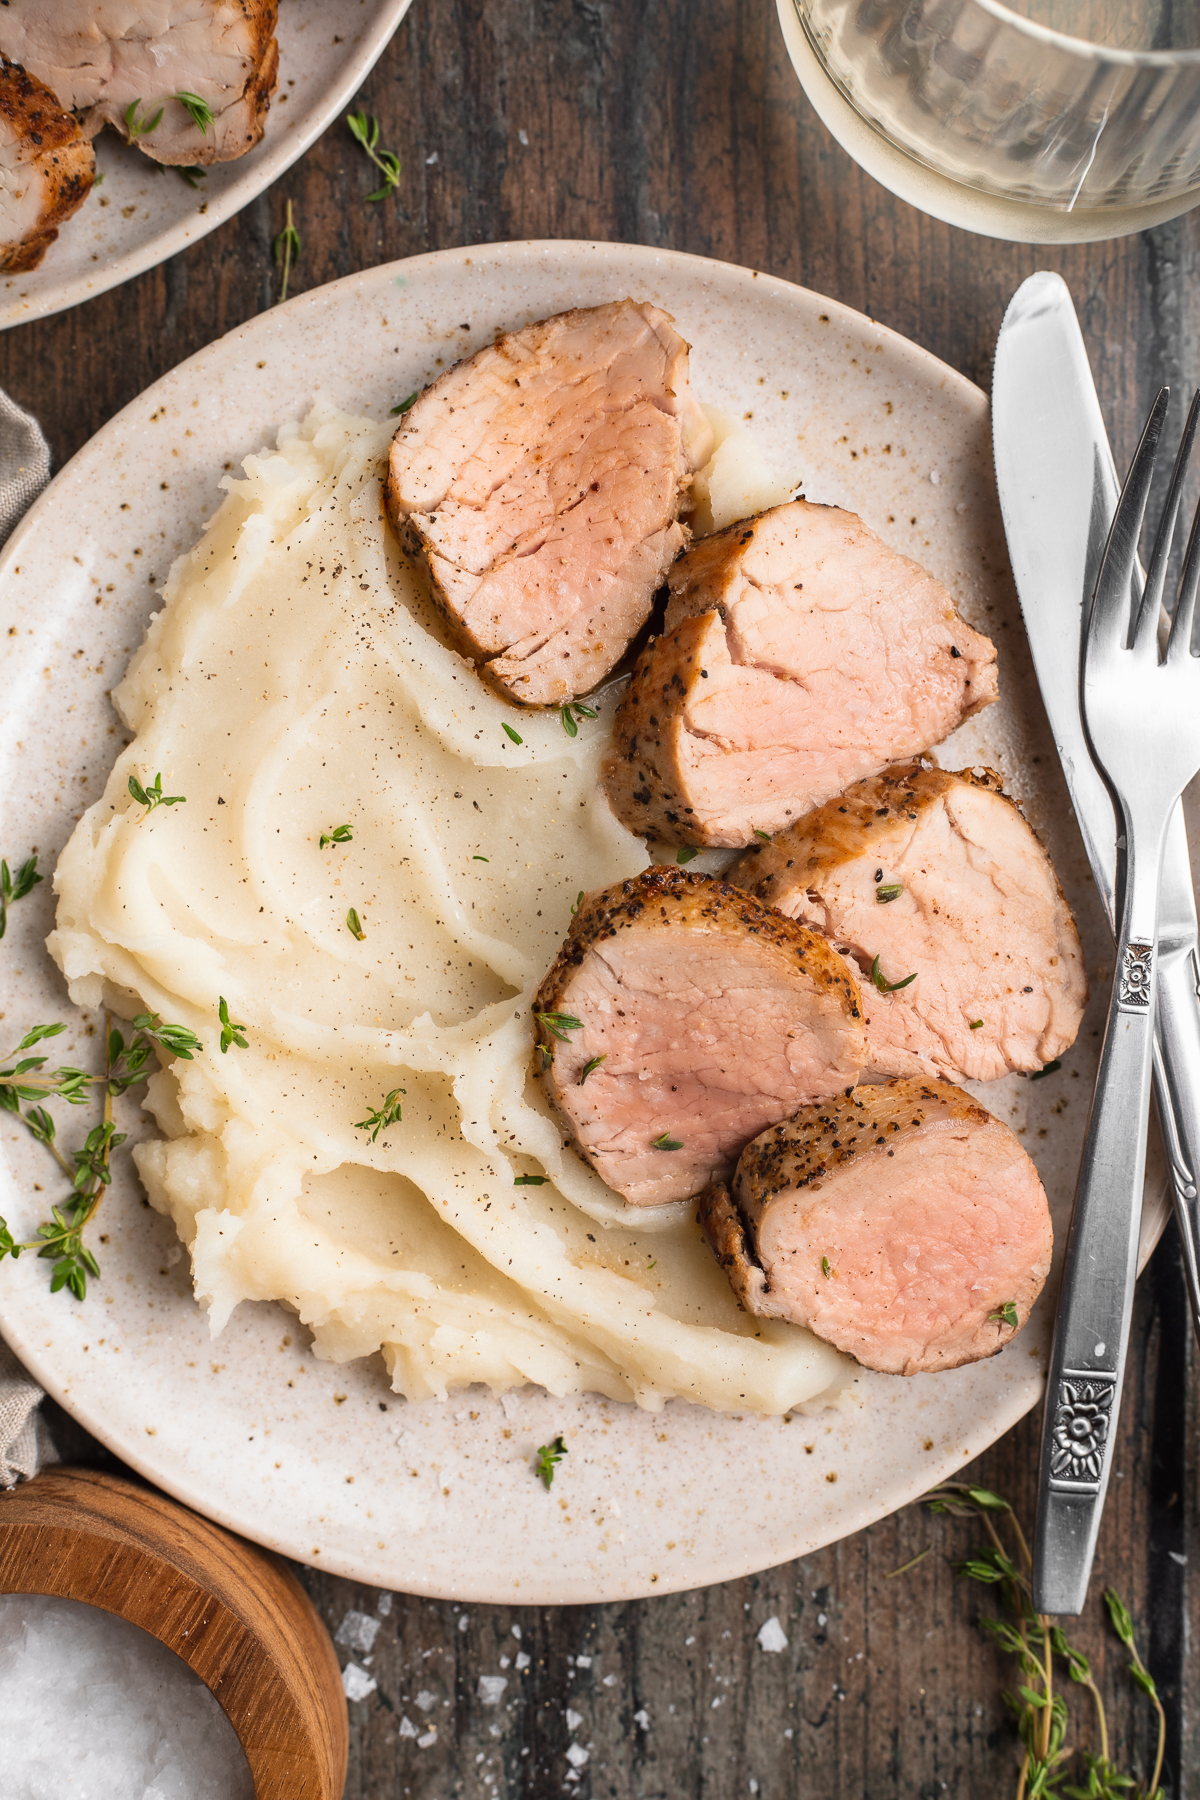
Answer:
[{"left": 48, "top": 410, "right": 840, "bottom": 1412}]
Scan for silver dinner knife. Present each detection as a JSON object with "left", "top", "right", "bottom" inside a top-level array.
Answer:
[{"left": 993, "top": 273, "right": 1200, "bottom": 1611}]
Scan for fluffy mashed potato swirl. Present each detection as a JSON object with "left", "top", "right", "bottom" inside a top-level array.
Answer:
[{"left": 49, "top": 410, "right": 843, "bottom": 1412}]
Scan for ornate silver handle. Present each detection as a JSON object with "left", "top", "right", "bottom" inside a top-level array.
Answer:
[{"left": 1034, "top": 920, "right": 1160, "bottom": 1615}]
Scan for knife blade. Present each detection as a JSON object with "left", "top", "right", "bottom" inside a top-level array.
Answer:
[{"left": 992, "top": 274, "right": 1200, "bottom": 1608}]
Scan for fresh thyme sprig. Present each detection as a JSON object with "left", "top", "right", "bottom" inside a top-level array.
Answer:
[
  {"left": 534, "top": 1010, "right": 582, "bottom": 1042},
  {"left": 217, "top": 997, "right": 247, "bottom": 1054},
  {"left": 560, "top": 702, "right": 597, "bottom": 738},
  {"left": 175, "top": 91, "right": 215, "bottom": 135},
  {"left": 0, "top": 854, "right": 42, "bottom": 939},
  {"left": 355, "top": 1088, "right": 406, "bottom": 1142},
  {"left": 870, "top": 953, "right": 917, "bottom": 993},
  {"left": 535, "top": 1435, "right": 567, "bottom": 1490},
  {"left": 177, "top": 165, "right": 207, "bottom": 189},
  {"left": 320, "top": 823, "right": 353, "bottom": 849},
  {"left": 920, "top": 1482, "right": 1165, "bottom": 1800},
  {"left": 579, "top": 1055, "right": 606, "bottom": 1084},
  {"left": 125, "top": 98, "right": 164, "bottom": 141},
  {"left": 128, "top": 772, "right": 186, "bottom": 817},
  {"left": 273, "top": 199, "right": 301, "bottom": 305},
  {"left": 0, "top": 1010, "right": 200, "bottom": 1301},
  {"left": 346, "top": 111, "right": 402, "bottom": 201}
]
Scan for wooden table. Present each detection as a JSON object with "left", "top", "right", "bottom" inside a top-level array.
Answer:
[{"left": 6, "top": 3, "right": 1198, "bottom": 1794}]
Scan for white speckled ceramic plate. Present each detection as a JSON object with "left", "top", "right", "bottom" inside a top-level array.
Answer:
[
  {"left": 0, "top": 243, "right": 1179, "bottom": 1601},
  {"left": 0, "top": 0, "right": 412, "bottom": 330}
]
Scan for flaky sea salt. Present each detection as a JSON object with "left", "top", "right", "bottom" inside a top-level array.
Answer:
[
  {"left": 0, "top": 1594, "right": 253, "bottom": 1800},
  {"left": 757, "top": 1616, "right": 789, "bottom": 1653},
  {"left": 342, "top": 1661, "right": 377, "bottom": 1701},
  {"left": 334, "top": 1610, "right": 381, "bottom": 1654}
]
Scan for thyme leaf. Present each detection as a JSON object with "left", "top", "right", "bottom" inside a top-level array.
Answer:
[
  {"left": 320, "top": 823, "right": 353, "bottom": 849},
  {"left": 175, "top": 91, "right": 215, "bottom": 135},
  {"left": 513, "top": 1174, "right": 546, "bottom": 1186},
  {"left": 502, "top": 722, "right": 523, "bottom": 745},
  {"left": 346, "top": 111, "right": 402, "bottom": 201},
  {"left": 579, "top": 1054, "right": 606, "bottom": 1085},
  {"left": 217, "top": 997, "right": 248, "bottom": 1054},
  {"left": 676, "top": 846, "right": 699, "bottom": 865},
  {"left": 560, "top": 702, "right": 598, "bottom": 738},
  {"left": 651, "top": 1131, "right": 683, "bottom": 1151},
  {"left": 989, "top": 1301, "right": 1019, "bottom": 1329},
  {"left": 128, "top": 772, "right": 186, "bottom": 817},
  {"left": 534, "top": 1010, "right": 582, "bottom": 1042},
  {"left": 354, "top": 1087, "right": 406, "bottom": 1142},
  {"left": 875, "top": 882, "right": 904, "bottom": 903},
  {"left": 870, "top": 954, "right": 917, "bottom": 994},
  {"left": 390, "top": 392, "right": 419, "bottom": 416},
  {"left": 273, "top": 199, "right": 301, "bottom": 305},
  {"left": 177, "top": 165, "right": 207, "bottom": 188},
  {"left": 752, "top": 828, "right": 772, "bottom": 842},
  {"left": 0, "top": 854, "right": 43, "bottom": 939},
  {"left": 1031, "top": 1059, "right": 1062, "bottom": 1081},
  {"left": 125, "top": 98, "right": 164, "bottom": 141},
  {"left": 535, "top": 1434, "right": 567, "bottom": 1490},
  {"left": 969, "top": 1018, "right": 984, "bottom": 1030},
  {"left": 821, "top": 1255, "right": 833, "bottom": 1279},
  {"left": 570, "top": 890, "right": 584, "bottom": 915},
  {"left": 346, "top": 908, "right": 366, "bottom": 940}
]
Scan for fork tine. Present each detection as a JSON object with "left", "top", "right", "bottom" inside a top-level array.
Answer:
[
  {"left": 1091, "top": 385, "right": 1169, "bottom": 657},
  {"left": 1136, "top": 387, "right": 1200, "bottom": 655},
  {"left": 1168, "top": 392, "right": 1200, "bottom": 664}
]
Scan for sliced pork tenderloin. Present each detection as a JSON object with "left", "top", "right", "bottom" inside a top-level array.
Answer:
[
  {"left": 0, "top": 2, "right": 278, "bottom": 165},
  {"left": 386, "top": 300, "right": 714, "bottom": 707},
  {"left": 0, "top": 56, "right": 94, "bottom": 272},
  {"left": 603, "top": 500, "right": 998, "bottom": 847},
  {"left": 699, "top": 1077, "right": 1052, "bottom": 1375},
  {"left": 533, "top": 866, "right": 865, "bottom": 1208},
  {"left": 729, "top": 762, "right": 1086, "bottom": 1083}
]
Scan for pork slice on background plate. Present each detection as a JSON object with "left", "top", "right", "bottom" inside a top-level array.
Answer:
[
  {"left": 699, "top": 1076, "right": 1053, "bottom": 1375},
  {"left": 729, "top": 761, "right": 1087, "bottom": 1084},
  {"left": 0, "top": 1, "right": 279, "bottom": 165},
  {"left": 603, "top": 499, "right": 998, "bottom": 847},
  {"left": 386, "top": 299, "right": 714, "bottom": 708},
  {"left": 532, "top": 866, "right": 865, "bottom": 1208},
  {"left": 0, "top": 54, "right": 94, "bottom": 272}
]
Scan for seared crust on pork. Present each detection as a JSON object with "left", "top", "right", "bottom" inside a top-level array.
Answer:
[
  {"left": 730, "top": 761, "right": 1087, "bottom": 1083},
  {"left": 0, "top": 55, "right": 94, "bottom": 272},
  {"left": 385, "top": 300, "right": 714, "bottom": 707},
  {"left": 533, "top": 866, "right": 865, "bottom": 1207},
  {"left": 602, "top": 500, "right": 999, "bottom": 848},
  {"left": 699, "top": 1078, "right": 1053, "bottom": 1375}
]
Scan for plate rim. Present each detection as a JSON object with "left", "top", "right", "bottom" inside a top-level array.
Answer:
[{"left": 0, "top": 239, "right": 1105, "bottom": 1600}]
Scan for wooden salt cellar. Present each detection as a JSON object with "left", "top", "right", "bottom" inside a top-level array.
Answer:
[{"left": 0, "top": 1465, "right": 348, "bottom": 1800}]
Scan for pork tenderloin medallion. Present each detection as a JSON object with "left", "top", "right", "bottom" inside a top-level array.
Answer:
[
  {"left": 533, "top": 866, "right": 866, "bottom": 1208},
  {"left": 699, "top": 1077, "right": 1052, "bottom": 1375},
  {"left": 386, "top": 300, "right": 715, "bottom": 708},
  {"left": 0, "top": 2, "right": 279, "bottom": 166},
  {"left": 730, "top": 762, "right": 1087, "bottom": 1084},
  {"left": 0, "top": 56, "right": 94, "bottom": 273},
  {"left": 603, "top": 499, "right": 999, "bottom": 847}
]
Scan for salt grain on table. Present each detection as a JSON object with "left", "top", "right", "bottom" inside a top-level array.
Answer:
[{"left": 0, "top": 1593, "right": 253, "bottom": 1800}]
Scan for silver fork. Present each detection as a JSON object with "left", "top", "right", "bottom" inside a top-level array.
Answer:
[{"left": 1034, "top": 386, "right": 1200, "bottom": 1616}]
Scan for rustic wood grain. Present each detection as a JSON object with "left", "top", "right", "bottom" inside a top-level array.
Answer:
[
  {"left": 3, "top": 0, "right": 1198, "bottom": 1794},
  {"left": 0, "top": 1465, "right": 348, "bottom": 1798}
]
